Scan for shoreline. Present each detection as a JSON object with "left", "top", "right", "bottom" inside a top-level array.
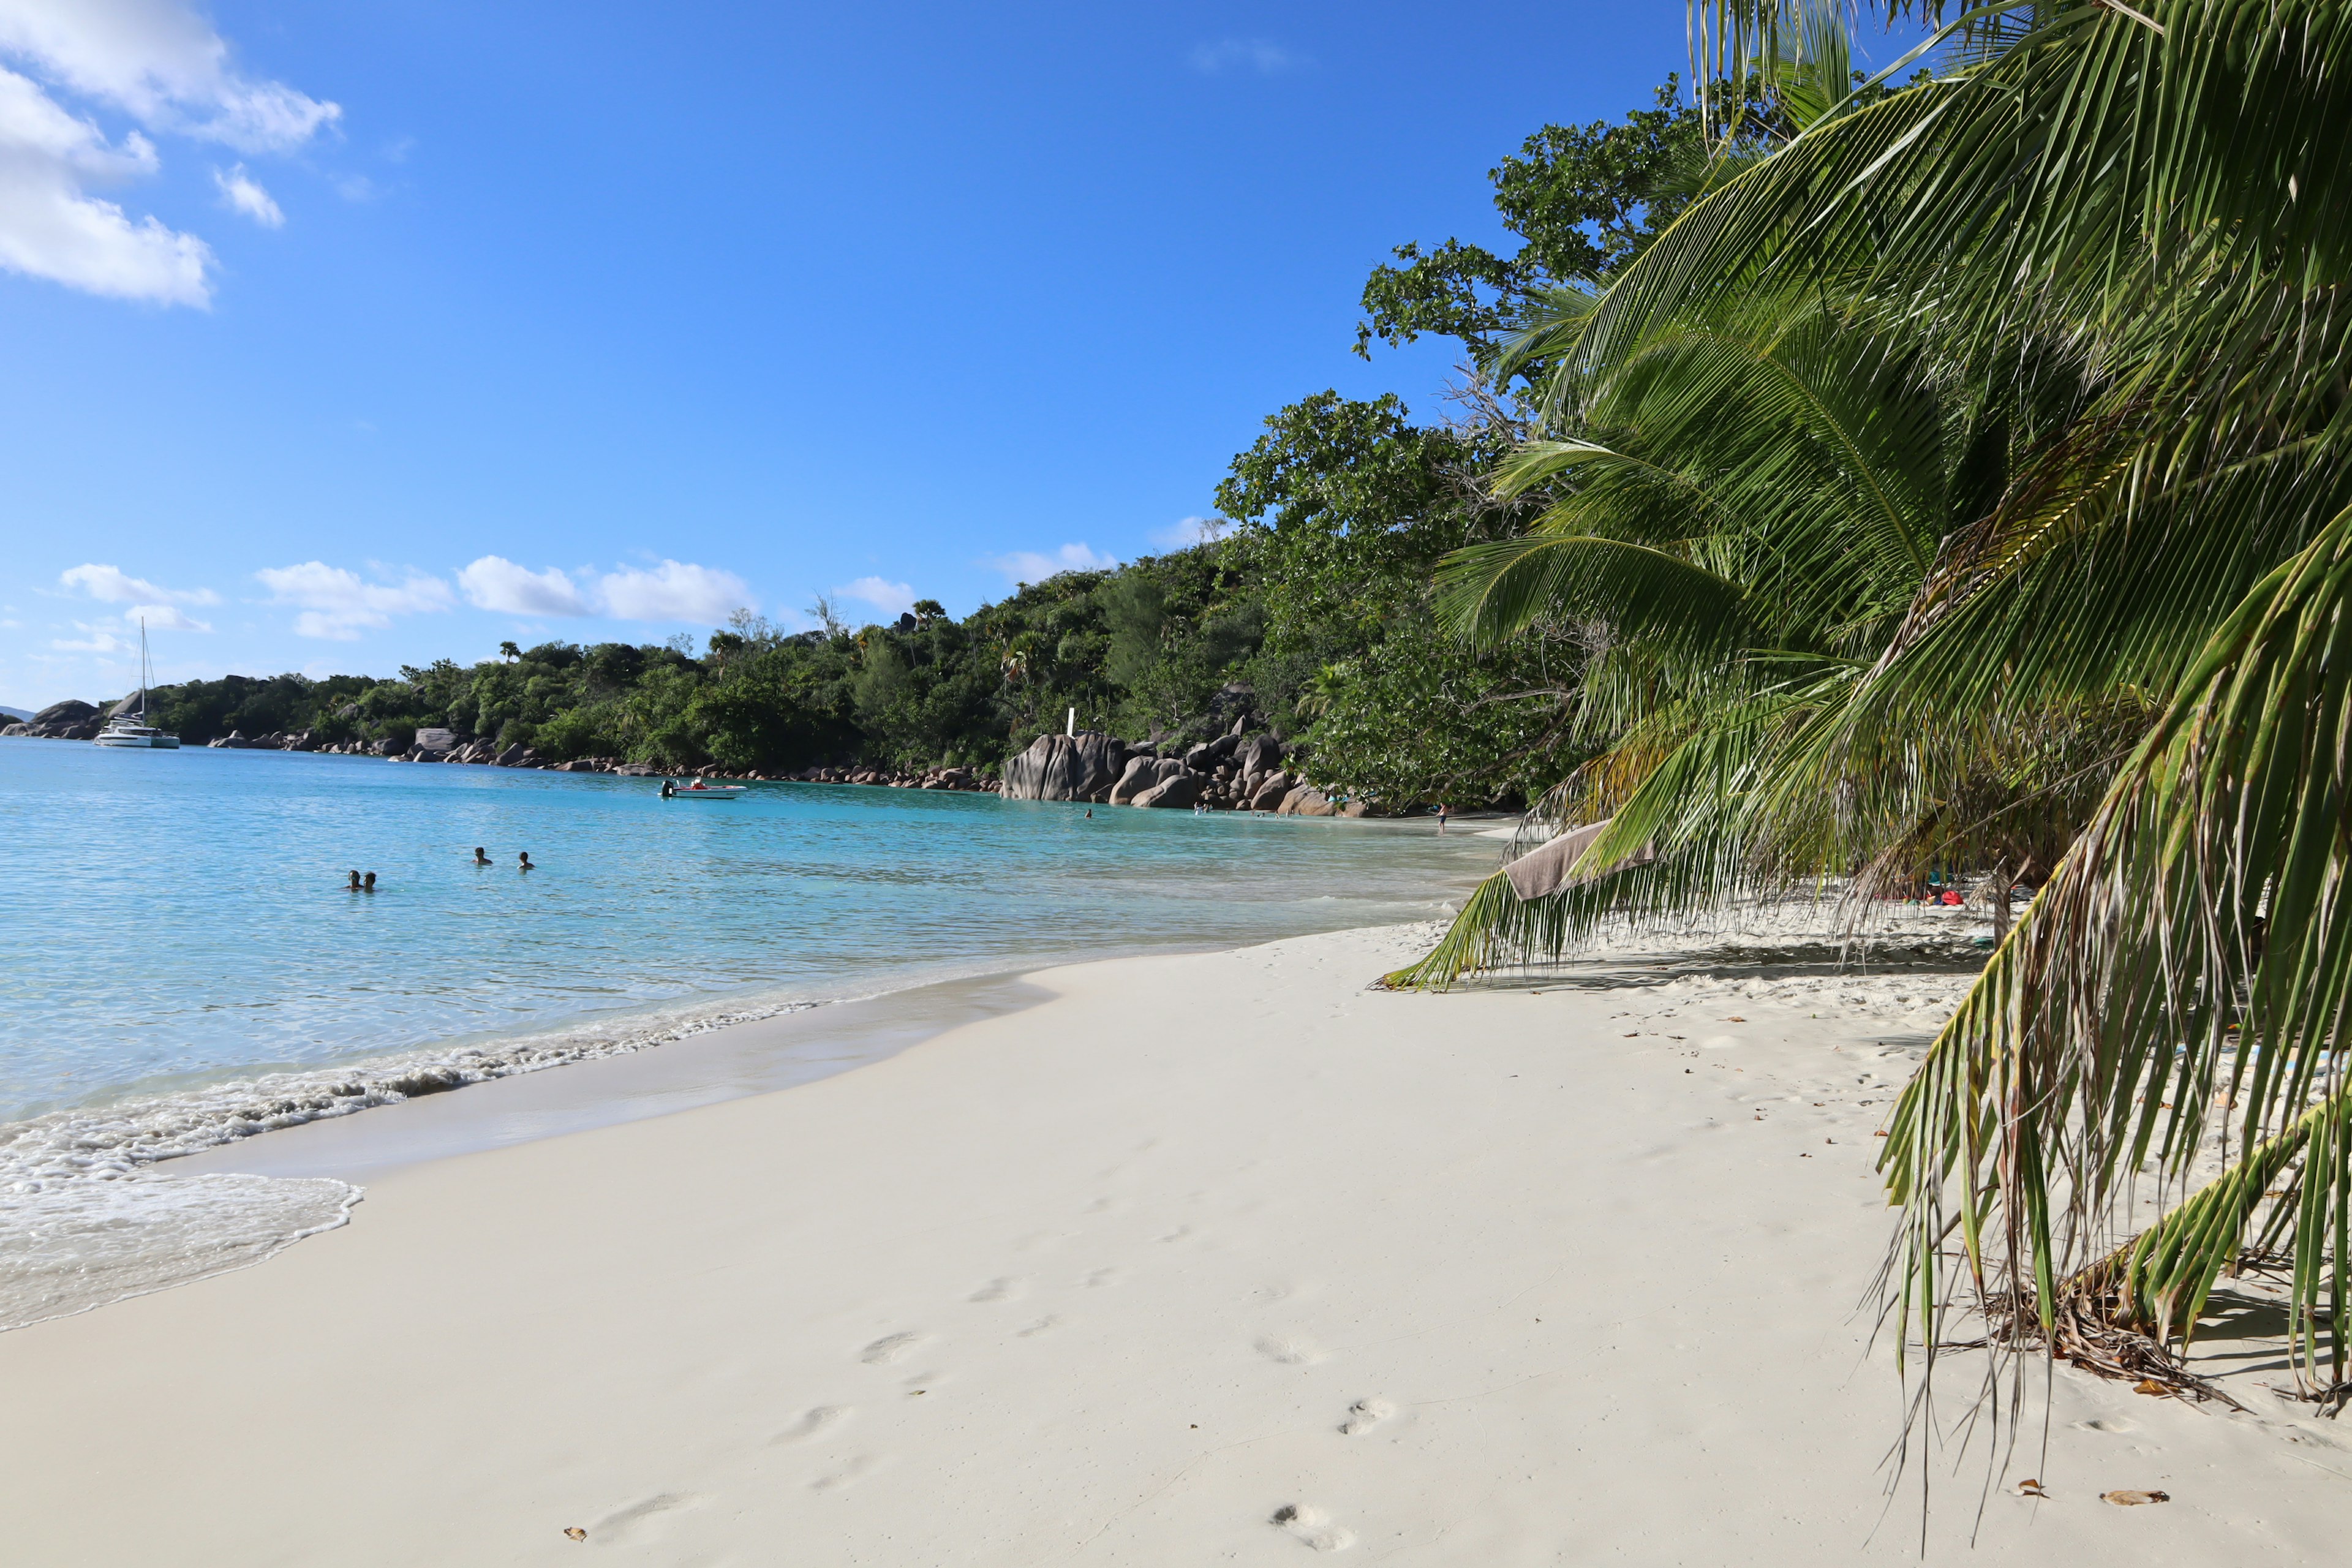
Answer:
[
  {"left": 0, "top": 739, "right": 1505, "bottom": 1338},
  {"left": 5, "top": 924, "right": 2343, "bottom": 1562}
]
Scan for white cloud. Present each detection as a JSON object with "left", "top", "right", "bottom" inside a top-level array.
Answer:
[
  {"left": 50, "top": 625, "right": 129, "bottom": 652},
  {"left": 255, "top": 560, "right": 453, "bottom": 640},
  {"left": 985, "top": 541, "right": 1120, "bottom": 586},
  {"left": 455, "top": 554, "right": 755, "bottom": 624},
  {"left": 838, "top": 576, "right": 917, "bottom": 619},
  {"left": 1189, "top": 38, "right": 1303, "bottom": 75},
  {"left": 59, "top": 561, "right": 218, "bottom": 605},
  {"left": 458, "top": 556, "right": 589, "bottom": 617},
  {"left": 0, "top": 1, "right": 340, "bottom": 151},
  {"left": 211, "top": 161, "right": 278, "bottom": 226},
  {"left": 1150, "top": 516, "right": 1228, "bottom": 549},
  {"left": 594, "top": 559, "right": 751, "bottom": 622},
  {"left": 123, "top": 601, "right": 208, "bottom": 631},
  {"left": 0, "top": 1, "right": 338, "bottom": 306},
  {"left": 0, "top": 67, "right": 207, "bottom": 303}
]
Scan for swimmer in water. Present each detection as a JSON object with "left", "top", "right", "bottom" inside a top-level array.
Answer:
[
  {"left": 363, "top": 871, "right": 377, "bottom": 892},
  {"left": 348, "top": 870, "right": 362, "bottom": 890},
  {"left": 473, "top": 846, "right": 491, "bottom": 865},
  {"left": 660, "top": 778, "right": 675, "bottom": 799},
  {"left": 518, "top": 851, "right": 534, "bottom": 871}
]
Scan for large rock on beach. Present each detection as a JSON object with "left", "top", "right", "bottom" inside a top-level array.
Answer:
[
  {"left": 1279, "top": 785, "right": 1335, "bottom": 817},
  {"left": 1247, "top": 772, "right": 1293, "bottom": 812},
  {"left": 1234, "top": 734, "right": 1282, "bottom": 777},
  {"left": 33, "top": 700, "right": 96, "bottom": 727},
  {"left": 1109, "top": 755, "right": 1183, "bottom": 805},
  {"left": 1001, "top": 731, "right": 1127, "bottom": 801},
  {"left": 1133, "top": 772, "right": 1202, "bottom": 809}
]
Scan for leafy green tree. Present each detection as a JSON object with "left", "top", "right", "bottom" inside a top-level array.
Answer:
[
  {"left": 1355, "top": 78, "right": 1725, "bottom": 379},
  {"left": 1213, "top": 390, "right": 1576, "bottom": 804}
]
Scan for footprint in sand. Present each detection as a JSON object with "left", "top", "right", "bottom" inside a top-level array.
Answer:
[
  {"left": 861, "top": 1332, "right": 925, "bottom": 1365},
  {"left": 810, "top": 1455, "right": 884, "bottom": 1492},
  {"left": 1084, "top": 1267, "right": 1121, "bottom": 1289},
  {"left": 1255, "top": 1335, "right": 1324, "bottom": 1366},
  {"left": 1270, "top": 1503, "right": 1355, "bottom": 1552},
  {"left": 773, "top": 1406, "right": 851, "bottom": 1445},
  {"left": 591, "top": 1491, "right": 709, "bottom": 1543},
  {"left": 1338, "top": 1398, "right": 1395, "bottom": 1435},
  {"left": 968, "top": 1277, "right": 1027, "bottom": 1303},
  {"left": 1017, "top": 1315, "right": 1063, "bottom": 1337}
]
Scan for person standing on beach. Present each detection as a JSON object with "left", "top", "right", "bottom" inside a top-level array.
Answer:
[{"left": 1436, "top": 802, "right": 1450, "bottom": 834}]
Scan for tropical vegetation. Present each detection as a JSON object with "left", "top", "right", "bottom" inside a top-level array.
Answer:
[{"left": 1386, "top": 0, "right": 2352, "bottom": 1433}]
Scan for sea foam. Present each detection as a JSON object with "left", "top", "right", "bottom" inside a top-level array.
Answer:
[{"left": 0, "top": 994, "right": 814, "bottom": 1332}]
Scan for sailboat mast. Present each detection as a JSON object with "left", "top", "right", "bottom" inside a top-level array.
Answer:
[{"left": 138, "top": 617, "right": 149, "bottom": 719}]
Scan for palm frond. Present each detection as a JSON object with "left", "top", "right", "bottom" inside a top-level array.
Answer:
[{"left": 1884, "top": 502, "right": 2352, "bottom": 1395}]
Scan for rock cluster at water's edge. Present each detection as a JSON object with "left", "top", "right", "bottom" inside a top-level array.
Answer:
[{"left": 995, "top": 718, "right": 1369, "bottom": 813}]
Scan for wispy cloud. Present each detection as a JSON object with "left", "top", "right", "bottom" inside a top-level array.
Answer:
[
  {"left": 1150, "top": 516, "right": 1227, "bottom": 549},
  {"left": 0, "top": 0, "right": 337, "bottom": 306},
  {"left": 60, "top": 562, "right": 218, "bottom": 605},
  {"left": 122, "top": 601, "right": 210, "bottom": 631},
  {"left": 1188, "top": 38, "right": 1305, "bottom": 75},
  {"left": 50, "top": 625, "right": 131, "bottom": 653},
  {"left": 985, "top": 541, "right": 1119, "bottom": 586},
  {"left": 212, "top": 162, "right": 282, "bottom": 227},
  {"left": 58, "top": 561, "right": 218, "bottom": 631},
  {"left": 837, "top": 576, "right": 917, "bottom": 619},
  {"left": 255, "top": 560, "right": 454, "bottom": 640}
]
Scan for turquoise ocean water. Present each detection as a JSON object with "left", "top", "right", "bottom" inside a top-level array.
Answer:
[
  {"left": 0, "top": 739, "right": 1494, "bottom": 1125},
  {"left": 0, "top": 737, "right": 1496, "bottom": 1329}
]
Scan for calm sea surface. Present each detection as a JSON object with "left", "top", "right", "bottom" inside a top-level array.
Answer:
[{"left": 0, "top": 738, "right": 1494, "bottom": 1124}]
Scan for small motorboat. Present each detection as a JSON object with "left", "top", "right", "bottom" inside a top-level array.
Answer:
[{"left": 662, "top": 777, "right": 745, "bottom": 800}]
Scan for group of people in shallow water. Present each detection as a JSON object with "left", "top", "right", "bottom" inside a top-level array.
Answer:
[{"left": 347, "top": 849, "right": 532, "bottom": 891}]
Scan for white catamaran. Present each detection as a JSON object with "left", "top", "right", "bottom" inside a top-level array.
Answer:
[{"left": 94, "top": 618, "right": 181, "bottom": 749}]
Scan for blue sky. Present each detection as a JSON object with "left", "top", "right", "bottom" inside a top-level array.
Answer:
[{"left": 0, "top": 2, "right": 1901, "bottom": 710}]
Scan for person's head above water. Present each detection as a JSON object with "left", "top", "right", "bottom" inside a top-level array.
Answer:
[
  {"left": 347, "top": 870, "right": 361, "bottom": 889},
  {"left": 518, "top": 851, "right": 533, "bottom": 870},
  {"left": 472, "top": 846, "right": 490, "bottom": 864},
  {"left": 363, "top": 872, "right": 377, "bottom": 890}
]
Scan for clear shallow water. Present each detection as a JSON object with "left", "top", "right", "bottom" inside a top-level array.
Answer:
[
  {"left": 0, "top": 739, "right": 1490, "bottom": 1121},
  {"left": 0, "top": 737, "right": 1494, "bottom": 1329}
]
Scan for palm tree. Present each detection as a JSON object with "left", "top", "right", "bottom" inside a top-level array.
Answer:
[
  {"left": 1400, "top": 0, "right": 2352, "bottom": 1414},
  {"left": 499, "top": 641, "right": 521, "bottom": 664}
]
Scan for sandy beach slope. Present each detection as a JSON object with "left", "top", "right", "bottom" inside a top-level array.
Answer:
[{"left": 4, "top": 925, "right": 2346, "bottom": 1564}]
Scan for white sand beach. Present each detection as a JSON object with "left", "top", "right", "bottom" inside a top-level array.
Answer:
[{"left": 5, "top": 925, "right": 2346, "bottom": 1564}]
